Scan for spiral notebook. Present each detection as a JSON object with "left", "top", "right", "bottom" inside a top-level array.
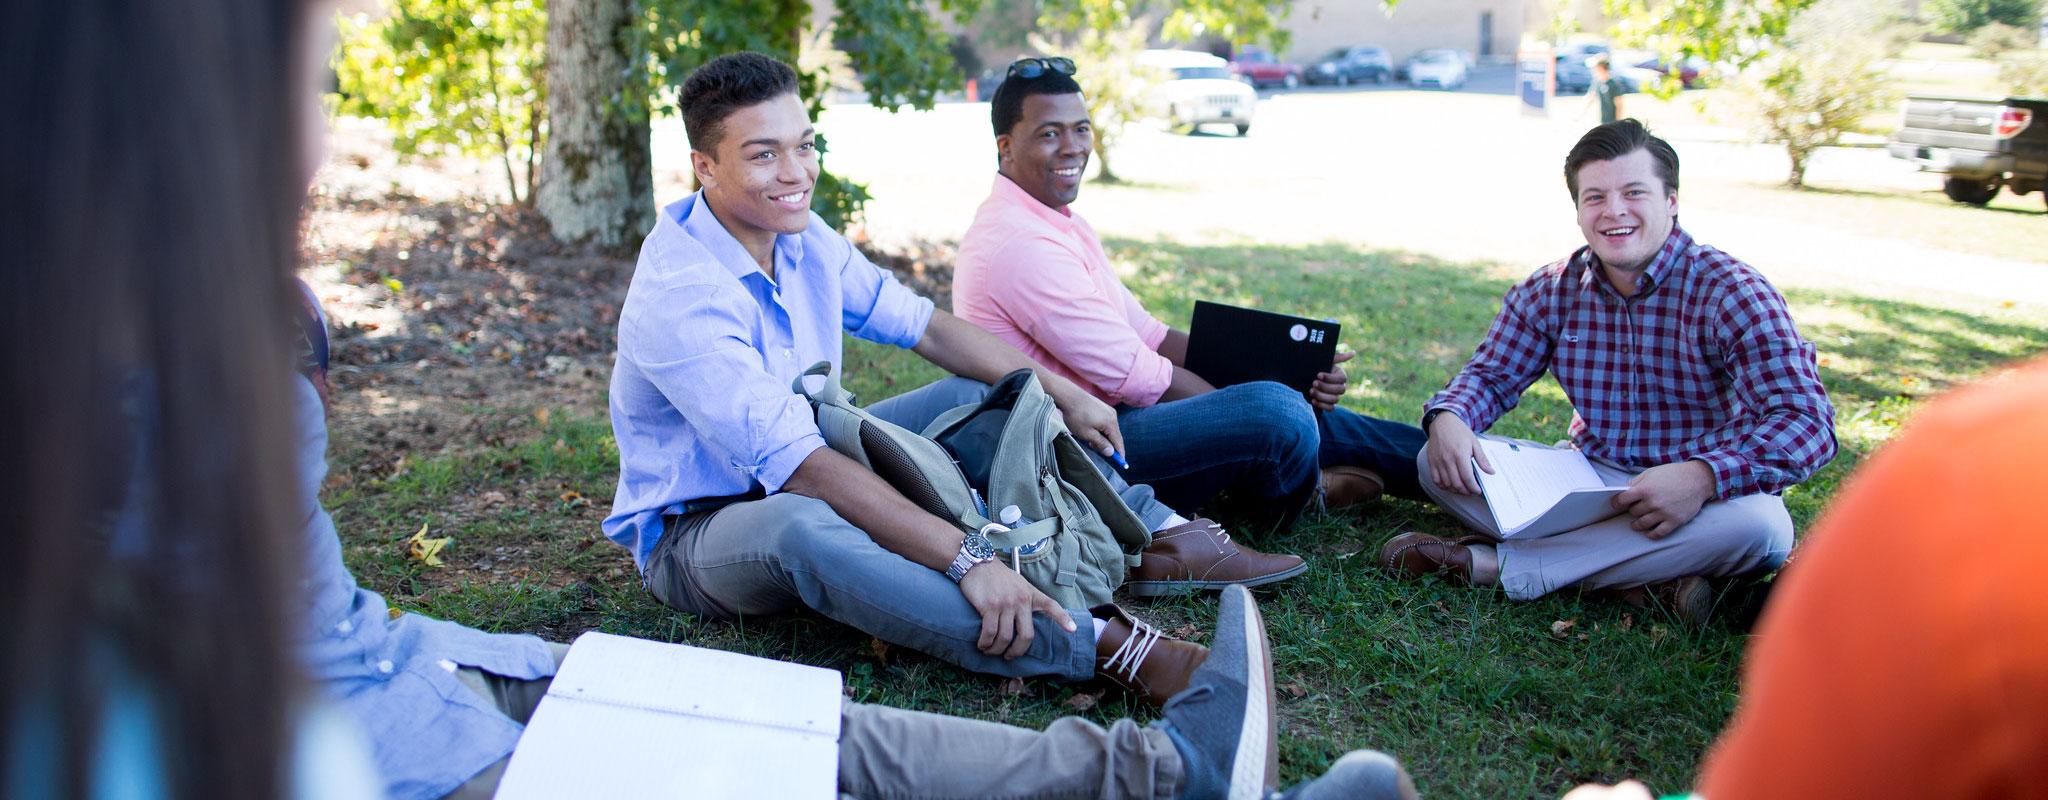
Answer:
[{"left": 492, "top": 631, "right": 843, "bottom": 800}]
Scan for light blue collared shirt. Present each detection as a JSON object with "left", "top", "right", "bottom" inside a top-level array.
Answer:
[{"left": 603, "top": 193, "right": 935, "bottom": 568}]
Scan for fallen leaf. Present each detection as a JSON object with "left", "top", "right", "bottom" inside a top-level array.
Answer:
[
  {"left": 479, "top": 490, "right": 508, "bottom": 507},
  {"left": 1279, "top": 681, "right": 1309, "bottom": 699},
  {"left": 1065, "top": 690, "right": 1104, "bottom": 711},
  {"left": 1618, "top": 613, "right": 1635, "bottom": 632},
  {"left": 867, "top": 637, "right": 893, "bottom": 664},
  {"left": 406, "top": 521, "right": 453, "bottom": 567},
  {"left": 388, "top": 607, "right": 404, "bottom": 621},
  {"left": 1001, "top": 677, "right": 1027, "bottom": 697},
  {"left": 1550, "top": 619, "right": 1577, "bottom": 637},
  {"left": 534, "top": 407, "right": 551, "bottom": 425},
  {"left": 559, "top": 491, "right": 588, "bottom": 509},
  {"left": 1650, "top": 624, "right": 1670, "bottom": 643},
  {"left": 1167, "top": 623, "right": 1200, "bottom": 640}
]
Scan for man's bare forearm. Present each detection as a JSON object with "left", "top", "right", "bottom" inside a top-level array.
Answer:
[
  {"left": 778, "top": 446, "right": 961, "bottom": 570},
  {"left": 1156, "top": 328, "right": 1191, "bottom": 366}
]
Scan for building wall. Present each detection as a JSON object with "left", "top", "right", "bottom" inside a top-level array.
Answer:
[{"left": 1284, "top": 0, "right": 1527, "bottom": 66}]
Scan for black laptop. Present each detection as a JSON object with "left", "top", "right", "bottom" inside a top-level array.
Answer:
[{"left": 1184, "top": 301, "right": 1340, "bottom": 394}]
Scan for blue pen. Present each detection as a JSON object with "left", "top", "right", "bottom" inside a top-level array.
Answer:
[{"left": 1110, "top": 451, "right": 1130, "bottom": 469}]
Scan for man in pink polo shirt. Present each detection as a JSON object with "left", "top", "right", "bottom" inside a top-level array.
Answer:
[{"left": 954, "top": 59, "right": 1429, "bottom": 532}]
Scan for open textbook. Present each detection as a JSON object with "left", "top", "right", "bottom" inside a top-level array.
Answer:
[
  {"left": 493, "top": 631, "right": 843, "bottom": 800},
  {"left": 1472, "top": 439, "right": 1627, "bottom": 539}
]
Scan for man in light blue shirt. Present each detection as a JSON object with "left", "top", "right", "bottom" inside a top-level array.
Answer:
[{"left": 604, "top": 53, "right": 1304, "bottom": 704}]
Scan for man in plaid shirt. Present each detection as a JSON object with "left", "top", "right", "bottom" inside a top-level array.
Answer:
[{"left": 1380, "top": 120, "right": 1836, "bottom": 622}]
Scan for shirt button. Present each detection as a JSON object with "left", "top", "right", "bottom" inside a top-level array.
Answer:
[
  {"left": 377, "top": 659, "right": 394, "bottom": 674},
  {"left": 335, "top": 619, "right": 353, "bottom": 634}
]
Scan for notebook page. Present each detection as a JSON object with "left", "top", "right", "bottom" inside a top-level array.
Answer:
[
  {"left": 492, "top": 632, "right": 843, "bottom": 800},
  {"left": 1473, "top": 439, "right": 1608, "bottom": 532},
  {"left": 493, "top": 693, "right": 838, "bottom": 799},
  {"left": 546, "top": 631, "right": 841, "bottom": 735}
]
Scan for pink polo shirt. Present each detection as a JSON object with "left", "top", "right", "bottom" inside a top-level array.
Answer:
[{"left": 953, "top": 174, "right": 1174, "bottom": 407}]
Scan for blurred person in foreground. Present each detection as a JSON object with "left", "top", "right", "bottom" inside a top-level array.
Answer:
[
  {"left": 1561, "top": 357, "right": 2048, "bottom": 798},
  {"left": 0, "top": 3, "right": 1417, "bottom": 797},
  {"left": 1386, "top": 120, "right": 1836, "bottom": 625},
  {"left": 0, "top": 1, "right": 377, "bottom": 797}
]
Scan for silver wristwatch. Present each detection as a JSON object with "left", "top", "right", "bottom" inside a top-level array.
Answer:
[{"left": 945, "top": 530, "right": 997, "bottom": 582}]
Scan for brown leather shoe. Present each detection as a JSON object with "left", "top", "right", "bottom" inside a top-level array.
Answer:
[
  {"left": 1125, "top": 518, "right": 1308, "bottom": 598},
  {"left": 1319, "top": 466, "right": 1386, "bottom": 511},
  {"left": 1093, "top": 604, "right": 1209, "bottom": 707},
  {"left": 1378, "top": 531, "right": 1487, "bottom": 585},
  {"left": 1598, "top": 575, "right": 1714, "bottom": 627}
]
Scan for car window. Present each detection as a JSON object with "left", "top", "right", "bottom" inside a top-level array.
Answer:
[{"left": 1173, "top": 66, "right": 1233, "bottom": 80}]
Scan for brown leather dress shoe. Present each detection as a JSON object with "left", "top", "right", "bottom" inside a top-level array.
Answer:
[
  {"left": 1124, "top": 518, "right": 1309, "bottom": 598},
  {"left": 1595, "top": 575, "right": 1714, "bottom": 627},
  {"left": 1319, "top": 466, "right": 1387, "bottom": 511},
  {"left": 1092, "top": 604, "right": 1209, "bottom": 707},
  {"left": 1378, "top": 531, "right": 1488, "bottom": 585}
]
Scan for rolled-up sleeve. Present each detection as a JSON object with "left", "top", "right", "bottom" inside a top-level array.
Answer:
[
  {"left": 994, "top": 235, "right": 1174, "bottom": 406},
  {"left": 830, "top": 226, "right": 934, "bottom": 349},
  {"left": 620, "top": 275, "right": 825, "bottom": 494}
]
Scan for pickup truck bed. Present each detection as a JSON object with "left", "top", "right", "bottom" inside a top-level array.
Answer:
[{"left": 1888, "top": 95, "right": 2048, "bottom": 208}]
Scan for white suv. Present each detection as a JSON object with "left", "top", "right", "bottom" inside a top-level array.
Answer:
[{"left": 1139, "top": 49, "right": 1258, "bottom": 136}]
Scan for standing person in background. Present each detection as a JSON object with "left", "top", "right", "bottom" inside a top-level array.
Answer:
[{"left": 1591, "top": 57, "right": 1626, "bottom": 125}]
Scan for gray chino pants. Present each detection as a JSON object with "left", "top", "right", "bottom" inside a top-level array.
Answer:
[
  {"left": 442, "top": 644, "right": 1182, "bottom": 800},
  {"left": 1417, "top": 437, "right": 1794, "bottom": 601}
]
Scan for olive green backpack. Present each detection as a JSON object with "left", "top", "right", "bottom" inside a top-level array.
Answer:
[{"left": 794, "top": 362, "right": 1152, "bottom": 609}]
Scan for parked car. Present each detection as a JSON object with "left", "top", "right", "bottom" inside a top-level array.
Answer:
[
  {"left": 1888, "top": 94, "right": 2048, "bottom": 208},
  {"left": 1140, "top": 49, "right": 1258, "bottom": 136},
  {"left": 1554, "top": 54, "right": 1591, "bottom": 94},
  {"left": 1306, "top": 45, "right": 1393, "bottom": 86},
  {"left": 1228, "top": 46, "right": 1305, "bottom": 89},
  {"left": 1406, "top": 49, "right": 1468, "bottom": 90}
]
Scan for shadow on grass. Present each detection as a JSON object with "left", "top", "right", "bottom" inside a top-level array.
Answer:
[{"left": 324, "top": 232, "right": 2048, "bottom": 800}]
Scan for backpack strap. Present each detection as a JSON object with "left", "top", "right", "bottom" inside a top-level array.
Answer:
[{"left": 795, "top": 362, "right": 872, "bottom": 470}]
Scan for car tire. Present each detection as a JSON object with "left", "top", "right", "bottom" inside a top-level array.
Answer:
[
  {"left": 1236, "top": 123, "right": 1250, "bottom": 136},
  {"left": 1283, "top": 73, "right": 1299, "bottom": 90},
  {"left": 1944, "top": 176, "right": 2001, "bottom": 205}
]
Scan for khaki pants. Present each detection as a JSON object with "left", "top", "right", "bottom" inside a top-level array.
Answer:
[
  {"left": 1417, "top": 439, "right": 1794, "bottom": 601},
  {"left": 441, "top": 645, "right": 1181, "bottom": 800}
]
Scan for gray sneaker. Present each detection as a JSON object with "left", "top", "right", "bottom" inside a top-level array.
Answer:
[
  {"left": 1152, "top": 584, "right": 1276, "bottom": 800},
  {"left": 1270, "top": 750, "right": 1419, "bottom": 800}
]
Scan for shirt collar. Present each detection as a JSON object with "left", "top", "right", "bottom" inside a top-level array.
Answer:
[
  {"left": 673, "top": 190, "right": 806, "bottom": 283},
  {"left": 1576, "top": 225, "right": 1692, "bottom": 298},
  {"left": 989, "top": 173, "right": 1076, "bottom": 233}
]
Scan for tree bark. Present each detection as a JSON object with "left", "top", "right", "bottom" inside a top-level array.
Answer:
[{"left": 536, "top": 0, "right": 653, "bottom": 247}]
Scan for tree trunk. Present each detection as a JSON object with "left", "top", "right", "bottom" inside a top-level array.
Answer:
[
  {"left": 1092, "top": 139, "right": 1122, "bottom": 184},
  {"left": 536, "top": 0, "right": 653, "bottom": 247},
  {"left": 1786, "top": 144, "right": 1809, "bottom": 189}
]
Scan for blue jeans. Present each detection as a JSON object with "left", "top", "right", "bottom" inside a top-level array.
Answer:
[
  {"left": 642, "top": 376, "right": 1173, "bottom": 681},
  {"left": 1317, "top": 406, "right": 1428, "bottom": 500},
  {"left": 1115, "top": 381, "right": 1321, "bottom": 529}
]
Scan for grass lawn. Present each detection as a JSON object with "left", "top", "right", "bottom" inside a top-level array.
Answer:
[{"left": 321, "top": 237, "right": 2048, "bottom": 799}]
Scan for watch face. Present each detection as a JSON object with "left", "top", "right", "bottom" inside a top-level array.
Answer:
[{"left": 963, "top": 533, "right": 996, "bottom": 561}]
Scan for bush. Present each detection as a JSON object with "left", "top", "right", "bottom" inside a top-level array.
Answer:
[
  {"left": 335, "top": 0, "right": 547, "bottom": 206},
  {"left": 1740, "top": 0, "right": 1906, "bottom": 188},
  {"left": 2003, "top": 51, "right": 2048, "bottom": 96},
  {"left": 1970, "top": 22, "right": 2038, "bottom": 57},
  {"left": 1926, "top": 0, "right": 2043, "bottom": 35}
]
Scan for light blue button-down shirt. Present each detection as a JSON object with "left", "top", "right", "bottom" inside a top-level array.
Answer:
[
  {"left": 291, "top": 373, "right": 558, "bottom": 800},
  {"left": 604, "top": 193, "right": 935, "bottom": 568}
]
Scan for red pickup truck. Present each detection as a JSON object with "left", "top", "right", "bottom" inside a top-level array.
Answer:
[{"left": 1229, "top": 47, "right": 1304, "bottom": 90}]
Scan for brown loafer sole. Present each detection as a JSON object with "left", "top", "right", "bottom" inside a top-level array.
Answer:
[{"left": 1124, "top": 559, "right": 1311, "bottom": 597}]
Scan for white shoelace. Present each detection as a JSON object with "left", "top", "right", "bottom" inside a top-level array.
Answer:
[{"left": 1102, "top": 616, "right": 1166, "bottom": 682}]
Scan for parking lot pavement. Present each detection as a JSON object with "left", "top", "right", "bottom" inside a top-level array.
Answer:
[{"left": 648, "top": 86, "right": 2047, "bottom": 308}]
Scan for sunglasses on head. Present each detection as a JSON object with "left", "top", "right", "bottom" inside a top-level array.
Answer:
[{"left": 1006, "top": 57, "right": 1077, "bottom": 80}]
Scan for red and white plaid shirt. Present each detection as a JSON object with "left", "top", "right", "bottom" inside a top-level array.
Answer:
[{"left": 1425, "top": 227, "right": 1836, "bottom": 500}]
